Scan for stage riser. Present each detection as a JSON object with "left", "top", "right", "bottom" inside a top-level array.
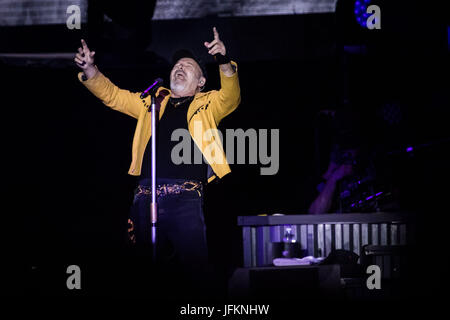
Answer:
[{"left": 239, "top": 213, "right": 411, "bottom": 267}]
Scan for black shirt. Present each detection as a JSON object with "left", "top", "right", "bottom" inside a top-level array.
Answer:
[{"left": 141, "top": 96, "right": 207, "bottom": 182}]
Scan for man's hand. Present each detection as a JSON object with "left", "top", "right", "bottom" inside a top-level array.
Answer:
[
  {"left": 204, "top": 27, "right": 235, "bottom": 76},
  {"left": 204, "top": 27, "right": 226, "bottom": 56},
  {"left": 74, "top": 39, "right": 97, "bottom": 80}
]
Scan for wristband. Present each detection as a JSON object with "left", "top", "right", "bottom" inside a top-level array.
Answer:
[{"left": 214, "top": 54, "right": 231, "bottom": 65}]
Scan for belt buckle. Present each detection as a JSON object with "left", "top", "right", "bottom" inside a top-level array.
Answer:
[{"left": 183, "top": 181, "right": 199, "bottom": 191}]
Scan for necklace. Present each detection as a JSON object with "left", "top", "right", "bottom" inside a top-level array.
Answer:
[{"left": 169, "top": 96, "right": 193, "bottom": 107}]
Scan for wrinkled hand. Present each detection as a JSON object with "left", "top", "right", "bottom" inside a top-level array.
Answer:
[
  {"left": 74, "top": 39, "right": 95, "bottom": 70},
  {"left": 204, "top": 27, "right": 226, "bottom": 56}
]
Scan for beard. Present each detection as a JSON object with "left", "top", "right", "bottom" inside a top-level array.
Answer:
[{"left": 170, "top": 78, "right": 187, "bottom": 93}]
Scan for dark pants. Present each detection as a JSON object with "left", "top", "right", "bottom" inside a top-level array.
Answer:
[{"left": 127, "top": 178, "right": 212, "bottom": 299}]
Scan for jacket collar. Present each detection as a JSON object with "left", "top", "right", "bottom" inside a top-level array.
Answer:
[
  {"left": 157, "top": 87, "right": 208, "bottom": 123},
  {"left": 187, "top": 91, "right": 209, "bottom": 123}
]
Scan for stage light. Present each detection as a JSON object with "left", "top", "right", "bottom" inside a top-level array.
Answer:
[{"left": 354, "top": 0, "right": 372, "bottom": 28}]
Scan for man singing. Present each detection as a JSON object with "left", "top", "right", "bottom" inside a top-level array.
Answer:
[{"left": 75, "top": 27, "right": 240, "bottom": 295}]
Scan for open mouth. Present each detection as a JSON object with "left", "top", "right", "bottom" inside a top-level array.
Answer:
[{"left": 175, "top": 71, "right": 186, "bottom": 80}]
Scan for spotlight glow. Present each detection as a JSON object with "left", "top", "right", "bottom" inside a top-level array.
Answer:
[{"left": 354, "top": 0, "right": 372, "bottom": 28}]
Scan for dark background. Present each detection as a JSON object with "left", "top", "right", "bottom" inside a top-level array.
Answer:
[{"left": 2, "top": 0, "right": 449, "bottom": 302}]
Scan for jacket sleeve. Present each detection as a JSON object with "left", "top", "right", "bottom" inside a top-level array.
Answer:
[
  {"left": 211, "top": 61, "right": 241, "bottom": 123},
  {"left": 78, "top": 70, "right": 143, "bottom": 119}
]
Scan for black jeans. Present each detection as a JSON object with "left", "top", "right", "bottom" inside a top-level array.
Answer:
[{"left": 127, "top": 178, "right": 211, "bottom": 298}]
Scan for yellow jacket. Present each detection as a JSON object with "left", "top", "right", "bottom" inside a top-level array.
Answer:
[{"left": 78, "top": 62, "right": 241, "bottom": 183}]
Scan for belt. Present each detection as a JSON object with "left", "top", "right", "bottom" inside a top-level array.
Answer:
[{"left": 136, "top": 180, "right": 203, "bottom": 198}]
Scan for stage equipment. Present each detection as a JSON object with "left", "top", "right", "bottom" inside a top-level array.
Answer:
[
  {"left": 238, "top": 212, "right": 411, "bottom": 267},
  {"left": 141, "top": 78, "right": 164, "bottom": 261}
]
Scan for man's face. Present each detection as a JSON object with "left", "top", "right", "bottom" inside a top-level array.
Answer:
[{"left": 170, "top": 58, "right": 205, "bottom": 96}]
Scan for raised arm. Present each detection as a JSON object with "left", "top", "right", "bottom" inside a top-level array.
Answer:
[
  {"left": 75, "top": 39, "right": 97, "bottom": 80},
  {"left": 204, "top": 27, "right": 241, "bottom": 122},
  {"left": 75, "top": 39, "right": 143, "bottom": 119}
]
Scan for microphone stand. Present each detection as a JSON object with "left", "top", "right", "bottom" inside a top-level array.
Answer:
[
  {"left": 140, "top": 78, "right": 163, "bottom": 263},
  {"left": 150, "top": 94, "right": 158, "bottom": 262}
]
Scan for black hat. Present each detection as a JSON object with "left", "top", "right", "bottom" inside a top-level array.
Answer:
[{"left": 172, "top": 49, "right": 208, "bottom": 80}]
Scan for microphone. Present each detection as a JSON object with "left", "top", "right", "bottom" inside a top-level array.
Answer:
[{"left": 140, "top": 78, "right": 164, "bottom": 99}]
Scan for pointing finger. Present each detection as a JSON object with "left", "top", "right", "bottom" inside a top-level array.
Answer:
[
  {"left": 81, "top": 39, "right": 90, "bottom": 54},
  {"left": 213, "top": 27, "right": 219, "bottom": 40}
]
